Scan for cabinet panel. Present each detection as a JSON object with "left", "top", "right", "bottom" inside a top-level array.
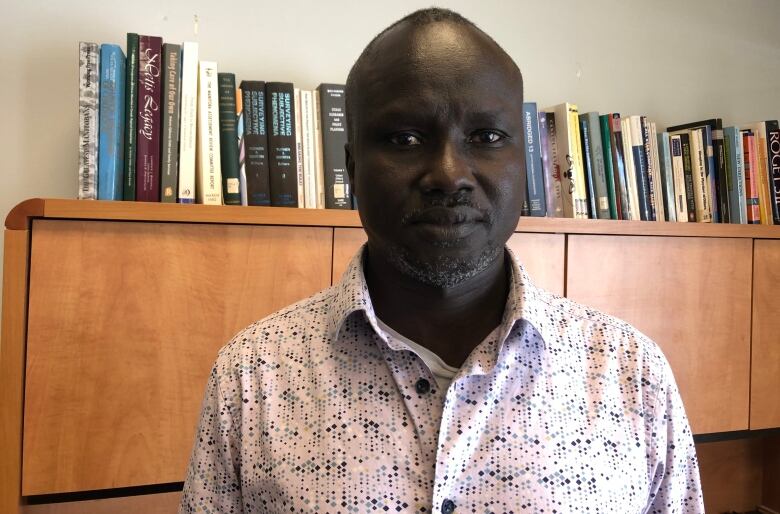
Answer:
[
  {"left": 566, "top": 235, "right": 752, "bottom": 434},
  {"left": 23, "top": 220, "right": 332, "bottom": 495},
  {"left": 751, "top": 239, "right": 780, "bottom": 429},
  {"left": 333, "top": 229, "right": 565, "bottom": 296},
  {"left": 21, "top": 491, "right": 180, "bottom": 514}
]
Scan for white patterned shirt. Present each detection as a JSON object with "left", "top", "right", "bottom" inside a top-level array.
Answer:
[{"left": 180, "top": 246, "right": 704, "bottom": 514}]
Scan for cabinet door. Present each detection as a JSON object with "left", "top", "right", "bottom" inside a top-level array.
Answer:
[
  {"left": 23, "top": 220, "right": 332, "bottom": 495},
  {"left": 751, "top": 239, "right": 780, "bottom": 429},
  {"left": 566, "top": 235, "right": 752, "bottom": 434},
  {"left": 333, "top": 229, "right": 565, "bottom": 295}
]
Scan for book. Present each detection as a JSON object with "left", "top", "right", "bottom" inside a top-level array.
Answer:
[
  {"left": 608, "top": 114, "right": 630, "bottom": 220},
  {"left": 523, "top": 103, "right": 546, "bottom": 216},
  {"left": 678, "top": 132, "right": 697, "bottom": 222},
  {"left": 177, "top": 42, "right": 198, "bottom": 204},
  {"left": 240, "top": 81, "right": 271, "bottom": 206},
  {"left": 700, "top": 125, "right": 718, "bottom": 222},
  {"left": 318, "top": 84, "right": 351, "bottom": 209},
  {"left": 160, "top": 44, "right": 181, "bottom": 203},
  {"left": 293, "top": 88, "right": 305, "bottom": 208},
  {"left": 579, "top": 116, "right": 597, "bottom": 217},
  {"left": 135, "top": 35, "right": 163, "bottom": 202},
  {"left": 669, "top": 135, "right": 689, "bottom": 222},
  {"left": 648, "top": 121, "right": 665, "bottom": 220},
  {"left": 266, "top": 82, "right": 298, "bottom": 207},
  {"left": 97, "top": 43, "right": 125, "bottom": 201},
  {"left": 628, "top": 116, "right": 653, "bottom": 221},
  {"left": 723, "top": 127, "right": 746, "bottom": 224},
  {"left": 599, "top": 114, "right": 618, "bottom": 219},
  {"left": 123, "top": 33, "right": 139, "bottom": 201},
  {"left": 217, "top": 73, "right": 241, "bottom": 205},
  {"left": 77, "top": 42, "right": 100, "bottom": 200},
  {"left": 545, "top": 103, "right": 588, "bottom": 218},
  {"left": 196, "top": 61, "right": 222, "bottom": 205},
  {"left": 237, "top": 89, "right": 247, "bottom": 206},
  {"left": 768, "top": 127, "right": 780, "bottom": 224},
  {"left": 539, "top": 112, "right": 560, "bottom": 217},
  {"left": 581, "top": 112, "right": 610, "bottom": 219},
  {"left": 742, "top": 130, "right": 761, "bottom": 224},
  {"left": 621, "top": 117, "right": 640, "bottom": 221},
  {"left": 313, "top": 90, "right": 326, "bottom": 209},
  {"left": 640, "top": 116, "right": 658, "bottom": 220},
  {"left": 657, "top": 131, "right": 676, "bottom": 222},
  {"left": 300, "top": 90, "right": 318, "bottom": 209},
  {"left": 689, "top": 128, "right": 712, "bottom": 222},
  {"left": 543, "top": 112, "right": 564, "bottom": 217},
  {"left": 743, "top": 122, "right": 773, "bottom": 224}
]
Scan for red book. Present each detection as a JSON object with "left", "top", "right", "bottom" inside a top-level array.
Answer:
[
  {"left": 743, "top": 131, "right": 761, "bottom": 224},
  {"left": 135, "top": 35, "right": 163, "bottom": 201}
]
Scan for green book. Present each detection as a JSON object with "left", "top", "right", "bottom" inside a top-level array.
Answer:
[
  {"left": 123, "top": 33, "right": 139, "bottom": 201},
  {"left": 600, "top": 114, "right": 617, "bottom": 219},
  {"left": 217, "top": 73, "right": 241, "bottom": 205}
]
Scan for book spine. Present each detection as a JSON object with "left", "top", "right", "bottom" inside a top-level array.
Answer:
[
  {"left": 544, "top": 112, "right": 564, "bottom": 217},
  {"left": 266, "top": 82, "right": 298, "bottom": 207},
  {"left": 236, "top": 87, "right": 247, "bottom": 206},
  {"left": 313, "top": 90, "right": 326, "bottom": 209},
  {"left": 585, "top": 112, "right": 610, "bottom": 219},
  {"left": 768, "top": 128, "right": 780, "bottom": 224},
  {"left": 217, "top": 73, "right": 240, "bottom": 205},
  {"left": 621, "top": 117, "right": 640, "bottom": 220},
  {"left": 135, "top": 35, "right": 163, "bottom": 202},
  {"left": 599, "top": 114, "right": 617, "bottom": 219},
  {"left": 657, "top": 132, "right": 676, "bottom": 222},
  {"left": 160, "top": 44, "right": 181, "bottom": 203},
  {"left": 523, "top": 103, "right": 546, "bottom": 216},
  {"left": 318, "top": 84, "right": 351, "bottom": 209},
  {"left": 723, "top": 127, "right": 746, "bottom": 224},
  {"left": 712, "top": 126, "right": 729, "bottom": 223},
  {"left": 748, "top": 122, "right": 772, "bottom": 224},
  {"left": 691, "top": 129, "right": 713, "bottom": 222},
  {"left": 97, "top": 44, "right": 125, "bottom": 201},
  {"left": 609, "top": 114, "right": 629, "bottom": 220},
  {"left": 639, "top": 116, "right": 657, "bottom": 221},
  {"left": 293, "top": 88, "right": 305, "bottom": 208},
  {"left": 764, "top": 121, "right": 779, "bottom": 224},
  {"left": 568, "top": 104, "right": 589, "bottom": 218},
  {"left": 679, "top": 133, "right": 697, "bottom": 222},
  {"left": 123, "top": 33, "right": 139, "bottom": 201},
  {"left": 196, "top": 61, "right": 222, "bottom": 205},
  {"left": 538, "top": 112, "right": 555, "bottom": 216},
  {"left": 78, "top": 42, "right": 100, "bottom": 200},
  {"left": 579, "top": 116, "right": 597, "bottom": 218},
  {"left": 701, "top": 126, "right": 719, "bottom": 222},
  {"left": 629, "top": 116, "right": 652, "bottom": 221},
  {"left": 300, "top": 90, "right": 318, "bottom": 209},
  {"left": 670, "top": 135, "right": 689, "bottom": 222},
  {"left": 240, "top": 81, "right": 271, "bottom": 206},
  {"left": 177, "top": 42, "right": 198, "bottom": 203},
  {"left": 743, "top": 131, "right": 761, "bottom": 224},
  {"left": 649, "top": 122, "right": 665, "bottom": 220}
]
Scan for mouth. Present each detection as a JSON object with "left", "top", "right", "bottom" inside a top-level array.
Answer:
[{"left": 404, "top": 206, "right": 487, "bottom": 242}]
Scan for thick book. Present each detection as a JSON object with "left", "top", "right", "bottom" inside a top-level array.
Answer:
[
  {"left": 743, "top": 122, "right": 773, "bottom": 224},
  {"left": 97, "top": 44, "right": 125, "bottom": 201},
  {"left": 657, "top": 131, "right": 676, "bottom": 222},
  {"left": 77, "top": 42, "right": 99, "bottom": 200},
  {"left": 160, "top": 44, "right": 181, "bottom": 203},
  {"left": 742, "top": 130, "right": 761, "bottom": 224},
  {"left": 177, "top": 42, "right": 198, "bottom": 204},
  {"left": 240, "top": 81, "right": 271, "bottom": 206},
  {"left": 581, "top": 112, "right": 610, "bottom": 219},
  {"left": 608, "top": 114, "right": 630, "bottom": 220},
  {"left": 640, "top": 117, "right": 658, "bottom": 220},
  {"left": 300, "top": 90, "right": 318, "bottom": 209},
  {"left": 135, "top": 35, "right": 163, "bottom": 202},
  {"left": 543, "top": 112, "right": 564, "bottom": 217},
  {"left": 669, "top": 135, "right": 689, "bottom": 222},
  {"left": 196, "top": 61, "right": 223, "bottom": 205},
  {"left": 599, "top": 114, "right": 617, "bottom": 219},
  {"left": 522, "top": 103, "right": 546, "bottom": 216},
  {"left": 579, "top": 116, "right": 597, "bottom": 218},
  {"left": 648, "top": 121, "right": 665, "bottom": 220},
  {"left": 723, "top": 127, "right": 746, "bottom": 224},
  {"left": 123, "top": 33, "right": 139, "bottom": 201},
  {"left": 768, "top": 126, "right": 780, "bottom": 224},
  {"left": 217, "top": 73, "right": 241, "bottom": 205},
  {"left": 629, "top": 116, "right": 653, "bottom": 221},
  {"left": 678, "top": 132, "right": 697, "bottom": 222},
  {"left": 265, "top": 82, "right": 298, "bottom": 207},
  {"left": 544, "top": 103, "right": 588, "bottom": 218},
  {"left": 318, "top": 84, "right": 351, "bottom": 209},
  {"left": 689, "top": 128, "right": 713, "bottom": 222},
  {"left": 539, "top": 112, "right": 559, "bottom": 217},
  {"left": 293, "top": 88, "right": 305, "bottom": 207},
  {"left": 621, "top": 117, "right": 640, "bottom": 221}
]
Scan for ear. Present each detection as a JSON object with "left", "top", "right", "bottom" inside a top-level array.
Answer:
[{"left": 345, "top": 142, "right": 356, "bottom": 197}]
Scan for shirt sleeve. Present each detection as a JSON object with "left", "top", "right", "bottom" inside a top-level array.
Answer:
[
  {"left": 179, "top": 364, "right": 244, "bottom": 514},
  {"left": 643, "top": 362, "right": 705, "bottom": 514}
]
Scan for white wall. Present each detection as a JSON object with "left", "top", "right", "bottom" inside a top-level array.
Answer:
[{"left": 0, "top": 0, "right": 779, "bottom": 292}]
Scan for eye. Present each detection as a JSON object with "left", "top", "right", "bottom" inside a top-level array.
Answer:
[
  {"left": 468, "top": 130, "right": 505, "bottom": 144},
  {"left": 389, "top": 132, "right": 423, "bottom": 146}
]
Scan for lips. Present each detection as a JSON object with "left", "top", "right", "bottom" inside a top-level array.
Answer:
[{"left": 406, "top": 206, "right": 485, "bottom": 226}]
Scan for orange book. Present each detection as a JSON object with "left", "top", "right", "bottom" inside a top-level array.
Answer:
[{"left": 743, "top": 131, "right": 761, "bottom": 224}]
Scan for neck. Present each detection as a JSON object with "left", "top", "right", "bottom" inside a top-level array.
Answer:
[{"left": 363, "top": 243, "right": 510, "bottom": 367}]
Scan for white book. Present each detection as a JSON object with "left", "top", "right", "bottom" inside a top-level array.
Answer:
[
  {"left": 293, "top": 88, "right": 305, "bottom": 208},
  {"left": 543, "top": 103, "right": 586, "bottom": 218},
  {"left": 177, "top": 41, "right": 198, "bottom": 203},
  {"left": 670, "top": 134, "right": 689, "bottom": 222},
  {"left": 77, "top": 42, "right": 99, "bottom": 200},
  {"left": 621, "top": 118, "right": 640, "bottom": 221},
  {"left": 300, "top": 90, "right": 318, "bottom": 209},
  {"left": 196, "top": 61, "right": 223, "bottom": 205},
  {"left": 313, "top": 90, "right": 326, "bottom": 209},
  {"left": 689, "top": 128, "right": 712, "bottom": 222},
  {"left": 648, "top": 121, "right": 665, "bottom": 220}
]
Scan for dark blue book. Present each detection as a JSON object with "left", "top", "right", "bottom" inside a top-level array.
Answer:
[
  {"left": 522, "top": 102, "right": 546, "bottom": 216},
  {"left": 97, "top": 44, "right": 126, "bottom": 200},
  {"left": 579, "top": 116, "right": 596, "bottom": 218},
  {"left": 629, "top": 116, "right": 653, "bottom": 221}
]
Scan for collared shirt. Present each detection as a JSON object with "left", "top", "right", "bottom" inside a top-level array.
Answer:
[{"left": 180, "top": 246, "right": 704, "bottom": 514}]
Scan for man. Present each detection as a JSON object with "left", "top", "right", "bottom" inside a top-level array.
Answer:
[{"left": 180, "top": 8, "right": 703, "bottom": 513}]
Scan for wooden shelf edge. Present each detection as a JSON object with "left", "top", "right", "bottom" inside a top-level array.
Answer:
[{"left": 6, "top": 198, "right": 780, "bottom": 238}]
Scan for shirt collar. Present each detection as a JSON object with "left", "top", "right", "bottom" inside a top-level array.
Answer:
[{"left": 327, "top": 244, "right": 548, "bottom": 358}]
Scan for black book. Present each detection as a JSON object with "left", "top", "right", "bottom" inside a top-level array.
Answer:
[
  {"left": 318, "top": 84, "right": 351, "bottom": 209},
  {"left": 265, "top": 82, "right": 298, "bottom": 207},
  {"left": 679, "top": 132, "right": 697, "bottom": 222},
  {"left": 240, "top": 81, "right": 271, "bottom": 206},
  {"left": 123, "top": 33, "right": 139, "bottom": 201},
  {"left": 766, "top": 121, "right": 780, "bottom": 224},
  {"left": 218, "top": 73, "right": 241, "bottom": 205}
]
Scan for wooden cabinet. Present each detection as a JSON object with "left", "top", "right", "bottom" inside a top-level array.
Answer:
[{"left": 2, "top": 199, "right": 779, "bottom": 513}]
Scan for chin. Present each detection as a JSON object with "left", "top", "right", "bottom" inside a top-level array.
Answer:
[{"left": 387, "top": 241, "right": 503, "bottom": 288}]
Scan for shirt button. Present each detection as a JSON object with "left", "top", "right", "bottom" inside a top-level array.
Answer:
[
  {"left": 441, "top": 498, "right": 456, "bottom": 513},
  {"left": 415, "top": 378, "right": 431, "bottom": 394}
]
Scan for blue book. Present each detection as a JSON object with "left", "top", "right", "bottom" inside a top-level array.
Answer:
[
  {"left": 657, "top": 132, "right": 676, "bottom": 222},
  {"left": 723, "top": 127, "right": 746, "bottom": 223},
  {"left": 522, "top": 102, "right": 546, "bottom": 216},
  {"left": 97, "top": 44, "right": 126, "bottom": 200}
]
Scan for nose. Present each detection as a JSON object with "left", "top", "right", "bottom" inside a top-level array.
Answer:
[{"left": 418, "top": 139, "right": 476, "bottom": 195}]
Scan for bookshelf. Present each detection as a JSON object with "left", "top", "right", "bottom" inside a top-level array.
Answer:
[{"left": 1, "top": 198, "right": 779, "bottom": 513}]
